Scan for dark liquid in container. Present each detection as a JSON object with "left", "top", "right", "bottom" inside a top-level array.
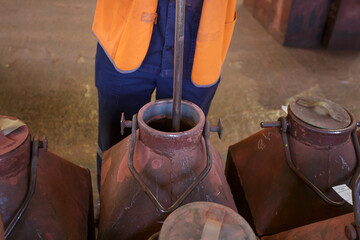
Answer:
[{"left": 146, "top": 117, "right": 195, "bottom": 132}]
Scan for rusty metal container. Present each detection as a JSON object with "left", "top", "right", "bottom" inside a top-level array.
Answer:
[
  {"left": 262, "top": 148, "right": 360, "bottom": 240},
  {"left": 245, "top": 0, "right": 331, "bottom": 47},
  {"left": 225, "top": 97, "right": 360, "bottom": 237},
  {"left": 155, "top": 202, "right": 257, "bottom": 240},
  {"left": 0, "top": 116, "right": 95, "bottom": 240},
  {"left": 98, "top": 99, "right": 237, "bottom": 240},
  {"left": 323, "top": 0, "right": 360, "bottom": 50}
]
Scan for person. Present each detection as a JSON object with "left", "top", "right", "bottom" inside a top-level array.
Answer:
[{"left": 92, "top": 0, "right": 237, "bottom": 191}]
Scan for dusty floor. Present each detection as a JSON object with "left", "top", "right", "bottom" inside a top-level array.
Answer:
[{"left": 1, "top": 1, "right": 360, "bottom": 203}]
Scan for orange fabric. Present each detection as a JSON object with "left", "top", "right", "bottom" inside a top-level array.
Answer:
[
  {"left": 192, "top": 0, "right": 237, "bottom": 86},
  {"left": 92, "top": 0, "right": 158, "bottom": 72},
  {"left": 93, "top": 0, "right": 237, "bottom": 85}
]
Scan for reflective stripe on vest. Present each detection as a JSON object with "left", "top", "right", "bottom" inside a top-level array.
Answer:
[{"left": 92, "top": 0, "right": 237, "bottom": 86}]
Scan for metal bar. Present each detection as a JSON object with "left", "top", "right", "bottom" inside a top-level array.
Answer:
[{"left": 172, "top": 0, "right": 186, "bottom": 132}]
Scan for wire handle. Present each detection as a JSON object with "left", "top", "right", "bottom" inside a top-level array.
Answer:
[{"left": 128, "top": 114, "right": 213, "bottom": 213}]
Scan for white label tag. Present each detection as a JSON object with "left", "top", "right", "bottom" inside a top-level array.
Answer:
[
  {"left": 281, "top": 105, "right": 288, "bottom": 114},
  {"left": 333, "top": 184, "right": 353, "bottom": 205}
]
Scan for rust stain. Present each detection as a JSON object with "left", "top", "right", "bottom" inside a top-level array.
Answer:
[
  {"left": 8, "top": 176, "right": 18, "bottom": 186},
  {"left": 117, "top": 153, "right": 131, "bottom": 183},
  {"left": 101, "top": 156, "right": 112, "bottom": 186}
]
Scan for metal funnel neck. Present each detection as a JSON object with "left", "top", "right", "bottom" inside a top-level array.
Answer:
[{"left": 137, "top": 99, "right": 205, "bottom": 153}]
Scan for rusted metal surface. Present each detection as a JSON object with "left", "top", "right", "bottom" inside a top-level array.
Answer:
[
  {"left": 261, "top": 213, "right": 354, "bottom": 240},
  {"left": 127, "top": 115, "right": 213, "bottom": 213},
  {"left": 248, "top": 0, "right": 292, "bottom": 43},
  {"left": 4, "top": 136, "right": 40, "bottom": 239},
  {"left": 246, "top": 0, "right": 330, "bottom": 47},
  {"left": 253, "top": 0, "right": 273, "bottom": 28},
  {"left": 98, "top": 100, "right": 236, "bottom": 240},
  {"left": 0, "top": 116, "right": 95, "bottom": 240},
  {"left": 284, "top": 0, "right": 330, "bottom": 47},
  {"left": 261, "top": 155, "right": 360, "bottom": 240},
  {"left": 158, "top": 202, "right": 257, "bottom": 240},
  {"left": 225, "top": 97, "right": 358, "bottom": 236},
  {"left": 0, "top": 217, "right": 4, "bottom": 240},
  {"left": 347, "top": 161, "right": 360, "bottom": 240},
  {"left": 323, "top": 0, "right": 360, "bottom": 50},
  {"left": 243, "top": 0, "right": 256, "bottom": 12}
]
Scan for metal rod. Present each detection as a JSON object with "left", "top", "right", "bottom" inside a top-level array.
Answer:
[{"left": 172, "top": 0, "right": 186, "bottom": 132}]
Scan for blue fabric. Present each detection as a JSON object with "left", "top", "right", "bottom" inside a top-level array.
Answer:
[
  {"left": 140, "top": 0, "right": 204, "bottom": 79},
  {"left": 95, "top": 0, "right": 220, "bottom": 191}
]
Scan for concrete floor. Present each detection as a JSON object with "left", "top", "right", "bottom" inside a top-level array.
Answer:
[{"left": 1, "top": 1, "right": 360, "bottom": 203}]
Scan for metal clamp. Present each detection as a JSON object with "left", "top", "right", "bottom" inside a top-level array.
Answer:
[
  {"left": 120, "top": 112, "right": 133, "bottom": 135},
  {"left": 127, "top": 114, "right": 213, "bottom": 213},
  {"left": 261, "top": 117, "right": 360, "bottom": 207},
  {"left": 4, "top": 136, "right": 46, "bottom": 239},
  {"left": 210, "top": 119, "right": 223, "bottom": 139}
]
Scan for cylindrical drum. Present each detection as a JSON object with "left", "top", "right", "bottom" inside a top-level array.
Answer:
[
  {"left": 98, "top": 100, "right": 237, "bottom": 240},
  {"left": 226, "top": 97, "right": 359, "bottom": 236},
  {"left": 0, "top": 116, "right": 95, "bottom": 240},
  {"left": 157, "top": 202, "right": 257, "bottom": 240}
]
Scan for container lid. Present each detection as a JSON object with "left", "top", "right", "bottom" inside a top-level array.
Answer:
[
  {"left": 158, "top": 202, "right": 257, "bottom": 240},
  {"left": 289, "top": 97, "right": 351, "bottom": 130},
  {"left": 0, "top": 116, "right": 29, "bottom": 156}
]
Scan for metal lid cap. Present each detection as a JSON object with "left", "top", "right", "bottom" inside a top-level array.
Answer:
[
  {"left": 158, "top": 202, "right": 257, "bottom": 240},
  {"left": 289, "top": 97, "right": 351, "bottom": 130},
  {"left": 0, "top": 116, "right": 29, "bottom": 156}
]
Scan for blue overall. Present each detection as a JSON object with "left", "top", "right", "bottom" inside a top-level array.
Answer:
[{"left": 95, "top": 0, "right": 220, "bottom": 190}]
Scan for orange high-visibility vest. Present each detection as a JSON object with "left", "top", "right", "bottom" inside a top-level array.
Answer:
[{"left": 92, "top": 0, "right": 237, "bottom": 86}]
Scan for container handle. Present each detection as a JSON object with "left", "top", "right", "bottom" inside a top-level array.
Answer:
[
  {"left": 200, "top": 207, "right": 226, "bottom": 240},
  {"left": 127, "top": 114, "right": 213, "bottom": 213},
  {"left": 296, "top": 98, "right": 348, "bottom": 123},
  {"left": 4, "top": 136, "right": 45, "bottom": 239}
]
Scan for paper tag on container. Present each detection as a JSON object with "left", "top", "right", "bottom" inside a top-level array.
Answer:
[{"left": 332, "top": 184, "right": 353, "bottom": 205}]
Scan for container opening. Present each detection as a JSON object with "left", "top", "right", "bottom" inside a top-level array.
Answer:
[
  {"left": 142, "top": 101, "right": 201, "bottom": 133},
  {"left": 146, "top": 116, "right": 195, "bottom": 132}
]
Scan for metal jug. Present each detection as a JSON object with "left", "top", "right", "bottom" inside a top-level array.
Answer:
[
  {"left": 0, "top": 116, "right": 95, "bottom": 240},
  {"left": 225, "top": 97, "right": 360, "bottom": 236},
  {"left": 98, "top": 99, "right": 237, "bottom": 240}
]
